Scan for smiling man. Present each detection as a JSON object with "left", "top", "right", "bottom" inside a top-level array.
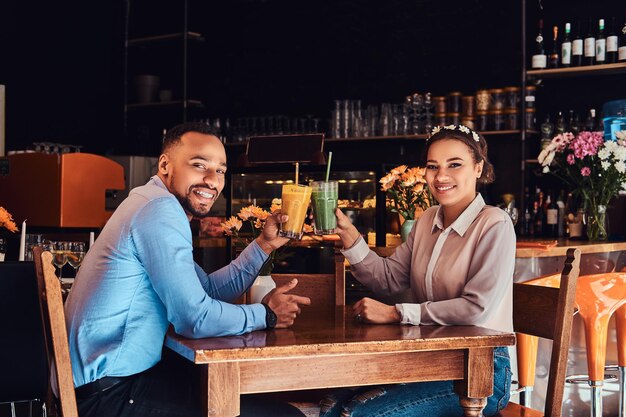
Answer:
[{"left": 64, "top": 123, "right": 309, "bottom": 417}]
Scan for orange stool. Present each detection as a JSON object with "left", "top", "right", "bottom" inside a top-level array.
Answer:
[
  {"left": 518, "top": 272, "right": 626, "bottom": 417},
  {"left": 614, "top": 303, "right": 626, "bottom": 417}
]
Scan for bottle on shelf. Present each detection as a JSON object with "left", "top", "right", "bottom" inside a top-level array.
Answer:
[
  {"left": 595, "top": 18, "right": 606, "bottom": 64},
  {"left": 584, "top": 18, "right": 596, "bottom": 66},
  {"left": 533, "top": 199, "right": 544, "bottom": 236},
  {"left": 556, "top": 190, "right": 566, "bottom": 238},
  {"left": 606, "top": 17, "right": 618, "bottom": 63},
  {"left": 540, "top": 114, "right": 554, "bottom": 149},
  {"left": 531, "top": 19, "right": 547, "bottom": 69},
  {"left": 545, "top": 192, "right": 558, "bottom": 237},
  {"left": 555, "top": 111, "right": 566, "bottom": 134},
  {"left": 572, "top": 21, "right": 584, "bottom": 67},
  {"left": 620, "top": 10, "right": 626, "bottom": 62},
  {"left": 585, "top": 108, "right": 597, "bottom": 131},
  {"left": 561, "top": 22, "right": 572, "bottom": 67},
  {"left": 549, "top": 25, "right": 560, "bottom": 68}
]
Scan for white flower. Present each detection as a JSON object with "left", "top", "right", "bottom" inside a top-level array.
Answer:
[
  {"left": 431, "top": 126, "right": 442, "bottom": 135},
  {"left": 616, "top": 130, "right": 626, "bottom": 140},
  {"left": 615, "top": 145, "right": 626, "bottom": 161},
  {"left": 444, "top": 125, "right": 457, "bottom": 130},
  {"left": 616, "top": 161, "right": 626, "bottom": 174},
  {"left": 538, "top": 148, "right": 555, "bottom": 166},
  {"left": 472, "top": 132, "right": 480, "bottom": 142},
  {"left": 601, "top": 161, "right": 611, "bottom": 170},
  {"left": 598, "top": 148, "right": 610, "bottom": 160},
  {"left": 458, "top": 125, "right": 470, "bottom": 134},
  {"left": 543, "top": 165, "right": 550, "bottom": 173}
]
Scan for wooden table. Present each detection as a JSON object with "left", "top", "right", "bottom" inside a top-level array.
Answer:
[{"left": 165, "top": 307, "right": 515, "bottom": 417}]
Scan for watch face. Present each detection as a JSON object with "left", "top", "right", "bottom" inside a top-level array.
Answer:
[{"left": 267, "top": 310, "right": 277, "bottom": 329}]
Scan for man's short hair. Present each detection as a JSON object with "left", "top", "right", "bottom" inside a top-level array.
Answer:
[{"left": 161, "top": 122, "right": 220, "bottom": 153}]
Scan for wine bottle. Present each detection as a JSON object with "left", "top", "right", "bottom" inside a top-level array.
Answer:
[
  {"left": 549, "top": 25, "right": 560, "bottom": 68},
  {"left": 572, "top": 21, "right": 584, "bottom": 66},
  {"left": 585, "top": 108, "right": 597, "bottom": 131},
  {"left": 606, "top": 17, "right": 618, "bottom": 63},
  {"left": 561, "top": 22, "right": 572, "bottom": 67},
  {"left": 555, "top": 111, "right": 565, "bottom": 134},
  {"left": 595, "top": 18, "right": 606, "bottom": 64},
  {"left": 584, "top": 18, "right": 596, "bottom": 65},
  {"left": 532, "top": 19, "right": 547, "bottom": 69},
  {"left": 556, "top": 190, "right": 566, "bottom": 238},
  {"left": 546, "top": 192, "right": 558, "bottom": 237},
  {"left": 619, "top": 10, "right": 626, "bottom": 62}
]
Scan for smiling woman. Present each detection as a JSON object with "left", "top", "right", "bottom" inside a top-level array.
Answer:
[{"left": 329, "top": 124, "right": 515, "bottom": 417}]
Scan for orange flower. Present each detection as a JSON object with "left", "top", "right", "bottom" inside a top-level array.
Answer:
[
  {"left": 237, "top": 206, "right": 256, "bottom": 221},
  {"left": 302, "top": 223, "right": 314, "bottom": 234},
  {"left": 253, "top": 219, "right": 264, "bottom": 229},
  {"left": 0, "top": 206, "right": 18, "bottom": 233},
  {"left": 379, "top": 173, "right": 399, "bottom": 191},
  {"left": 250, "top": 206, "right": 270, "bottom": 221},
  {"left": 390, "top": 165, "right": 407, "bottom": 175},
  {"left": 220, "top": 216, "right": 242, "bottom": 236}
]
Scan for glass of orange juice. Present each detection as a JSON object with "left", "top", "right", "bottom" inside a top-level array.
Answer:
[{"left": 279, "top": 184, "right": 312, "bottom": 239}]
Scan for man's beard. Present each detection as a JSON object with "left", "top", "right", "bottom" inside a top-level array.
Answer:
[{"left": 171, "top": 178, "right": 217, "bottom": 218}]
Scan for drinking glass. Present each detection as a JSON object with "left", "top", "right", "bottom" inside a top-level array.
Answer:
[
  {"left": 311, "top": 181, "right": 339, "bottom": 235},
  {"left": 68, "top": 242, "right": 86, "bottom": 273},
  {"left": 51, "top": 241, "right": 69, "bottom": 280},
  {"left": 279, "top": 184, "right": 312, "bottom": 239}
]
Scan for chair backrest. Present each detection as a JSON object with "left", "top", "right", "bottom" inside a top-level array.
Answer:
[
  {"left": 513, "top": 247, "right": 580, "bottom": 417},
  {"left": 0, "top": 261, "right": 49, "bottom": 402},
  {"left": 33, "top": 246, "right": 78, "bottom": 417}
]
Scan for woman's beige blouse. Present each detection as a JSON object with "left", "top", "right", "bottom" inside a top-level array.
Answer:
[{"left": 342, "top": 194, "right": 515, "bottom": 333}]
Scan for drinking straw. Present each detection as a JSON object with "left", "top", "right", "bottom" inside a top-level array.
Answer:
[
  {"left": 325, "top": 152, "right": 333, "bottom": 182},
  {"left": 295, "top": 162, "right": 299, "bottom": 185}
]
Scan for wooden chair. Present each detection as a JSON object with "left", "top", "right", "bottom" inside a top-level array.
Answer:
[
  {"left": 0, "top": 262, "right": 49, "bottom": 417},
  {"left": 32, "top": 246, "right": 78, "bottom": 417},
  {"left": 498, "top": 247, "right": 581, "bottom": 417}
]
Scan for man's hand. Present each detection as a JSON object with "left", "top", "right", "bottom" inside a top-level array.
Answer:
[
  {"left": 262, "top": 279, "right": 311, "bottom": 328},
  {"left": 256, "top": 211, "right": 289, "bottom": 255},
  {"left": 334, "top": 208, "right": 361, "bottom": 249},
  {"left": 353, "top": 297, "right": 401, "bottom": 324}
]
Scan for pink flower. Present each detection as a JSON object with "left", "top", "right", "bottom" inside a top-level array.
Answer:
[
  {"left": 569, "top": 131, "right": 604, "bottom": 159},
  {"left": 566, "top": 154, "right": 575, "bottom": 165},
  {"left": 581, "top": 166, "right": 591, "bottom": 176}
]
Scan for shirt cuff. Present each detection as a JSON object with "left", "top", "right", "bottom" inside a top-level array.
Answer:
[
  {"left": 396, "top": 303, "right": 421, "bottom": 325},
  {"left": 340, "top": 236, "right": 370, "bottom": 265}
]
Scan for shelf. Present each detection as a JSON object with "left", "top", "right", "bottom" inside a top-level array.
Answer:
[
  {"left": 127, "top": 32, "right": 205, "bottom": 46},
  {"left": 527, "top": 62, "right": 626, "bottom": 79},
  {"left": 224, "top": 130, "right": 537, "bottom": 147},
  {"left": 125, "top": 99, "right": 204, "bottom": 110}
]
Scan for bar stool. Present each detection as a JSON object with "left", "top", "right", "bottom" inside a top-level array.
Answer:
[
  {"left": 614, "top": 303, "right": 626, "bottom": 417},
  {"left": 517, "top": 272, "right": 626, "bottom": 417}
]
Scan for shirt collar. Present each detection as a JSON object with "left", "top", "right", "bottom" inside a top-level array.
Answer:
[
  {"left": 149, "top": 175, "right": 168, "bottom": 191},
  {"left": 431, "top": 193, "right": 486, "bottom": 236}
]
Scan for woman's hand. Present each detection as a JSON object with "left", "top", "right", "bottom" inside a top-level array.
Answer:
[
  {"left": 334, "top": 208, "right": 361, "bottom": 249},
  {"left": 256, "top": 211, "right": 290, "bottom": 254},
  {"left": 353, "top": 297, "right": 401, "bottom": 324}
]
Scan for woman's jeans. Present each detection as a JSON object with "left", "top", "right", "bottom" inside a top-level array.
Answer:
[{"left": 319, "top": 346, "right": 511, "bottom": 417}]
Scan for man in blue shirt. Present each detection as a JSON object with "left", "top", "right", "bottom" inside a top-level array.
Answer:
[{"left": 65, "top": 123, "right": 310, "bottom": 416}]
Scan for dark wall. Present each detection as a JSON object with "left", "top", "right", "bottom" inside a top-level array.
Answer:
[{"left": 2, "top": 0, "right": 524, "bottom": 156}]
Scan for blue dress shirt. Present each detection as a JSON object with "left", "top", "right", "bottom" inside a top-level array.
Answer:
[{"left": 64, "top": 176, "right": 268, "bottom": 387}]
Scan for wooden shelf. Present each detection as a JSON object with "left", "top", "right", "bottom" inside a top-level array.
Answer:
[
  {"left": 527, "top": 62, "right": 626, "bottom": 79},
  {"left": 125, "top": 99, "right": 204, "bottom": 110},
  {"left": 225, "top": 130, "right": 538, "bottom": 147},
  {"left": 128, "top": 32, "right": 205, "bottom": 46}
]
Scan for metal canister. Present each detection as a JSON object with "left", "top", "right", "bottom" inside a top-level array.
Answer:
[
  {"left": 489, "top": 88, "right": 505, "bottom": 111},
  {"left": 435, "top": 113, "right": 447, "bottom": 126},
  {"left": 461, "top": 96, "right": 475, "bottom": 116},
  {"left": 433, "top": 96, "right": 446, "bottom": 114},
  {"left": 525, "top": 108, "right": 536, "bottom": 130},
  {"left": 524, "top": 86, "right": 537, "bottom": 109},
  {"left": 504, "top": 108, "right": 519, "bottom": 130},
  {"left": 490, "top": 109, "right": 505, "bottom": 131},
  {"left": 447, "top": 112, "right": 460, "bottom": 125},
  {"left": 447, "top": 92, "right": 462, "bottom": 113},
  {"left": 504, "top": 86, "right": 520, "bottom": 110},
  {"left": 475, "top": 90, "right": 490, "bottom": 112},
  {"left": 476, "top": 111, "right": 489, "bottom": 131}
]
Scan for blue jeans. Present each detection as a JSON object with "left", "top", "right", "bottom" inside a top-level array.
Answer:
[{"left": 319, "top": 347, "right": 511, "bottom": 417}]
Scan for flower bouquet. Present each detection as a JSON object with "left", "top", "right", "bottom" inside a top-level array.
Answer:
[
  {"left": 538, "top": 130, "right": 626, "bottom": 240},
  {"left": 380, "top": 165, "right": 434, "bottom": 221},
  {"left": 0, "top": 206, "right": 18, "bottom": 233}
]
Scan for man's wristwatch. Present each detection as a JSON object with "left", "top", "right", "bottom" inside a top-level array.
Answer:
[{"left": 262, "top": 303, "right": 277, "bottom": 329}]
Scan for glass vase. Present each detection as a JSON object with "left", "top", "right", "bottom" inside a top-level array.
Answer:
[
  {"left": 586, "top": 204, "right": 608, "bottom": 241},
  {"left": 249, "top": 275, "right": 276, "bottom": 304},
  {"left": 400, "top": 219, "right": 416, "bottom": 243}
]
